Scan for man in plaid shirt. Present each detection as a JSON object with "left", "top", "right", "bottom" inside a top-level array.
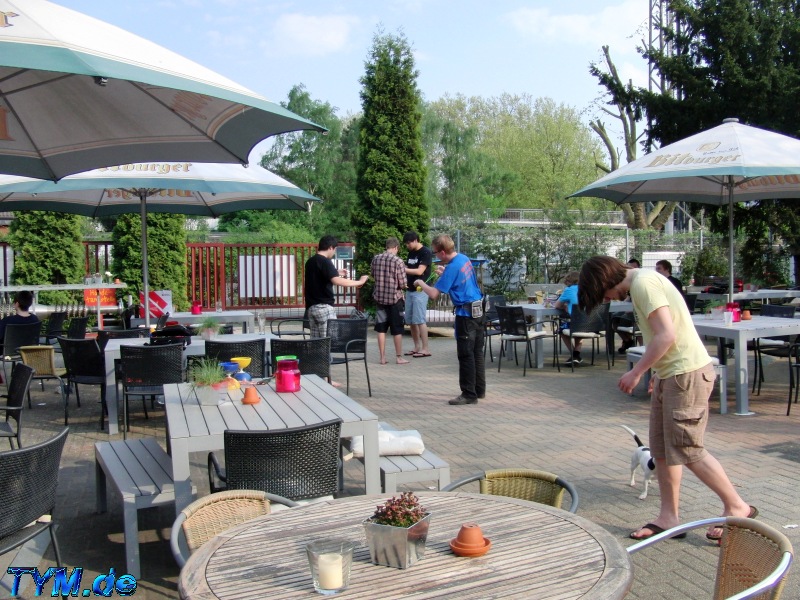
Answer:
[{"left": 371, "top": 237, "right": 409, "bottom": 365}]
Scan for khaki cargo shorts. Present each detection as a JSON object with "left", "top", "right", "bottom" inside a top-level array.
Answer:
[{"left": 649, "top": 362, "right": 716, "bottom": 466}]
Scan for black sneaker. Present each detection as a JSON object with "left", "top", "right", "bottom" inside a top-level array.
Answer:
[
  {"left": 564, "top": 356, "right": 583, "bottom": 366},
  {"left": 449, "top": 395, "right": 478, "bottom": 405},
  {"left": 618, "top": 342, "right": 633, "bottom": 354}
]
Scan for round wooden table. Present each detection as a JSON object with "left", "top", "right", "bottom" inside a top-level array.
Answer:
[{"left": 179, "top": 492, "right": 632, "bottom": 599}]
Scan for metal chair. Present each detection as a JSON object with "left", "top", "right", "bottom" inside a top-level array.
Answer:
[
  {"left": 562, "top": 305, "right": 609, "bottom": 372},
  {"left": 442, "top": 468, "right": 579, "bottom": 513},
  {"left": 1, "top": 321, "right": 43, "bottom": 386},
  {"left": 155, "top": 312, "right": 170, "bottom": 330},
  {"left": 65, "top": 316, "right": 89, "bottom": 339},
  {"left": 170, "top": 489, "right": 298, "bottom": 568},
  {"left": 204, "top": 338, "right": 267, "bottom": 378},
  {"left": 627, "top": 516, "right": 793, "bottom": 600},
  {"left": 328, "top": 318, "right": 371, "bottom": 396},
  {"left": 119, "top": 344, "right": 184, "bottom": 435},
  {"left": 270, "top": 337, "right": 331, "bottom": 382},
  {"left": 753, "top": 304, "right": 797, "bottom": 395},
  {"left": 270, "top": 317, "right": 310, "bottom": 338},
  {"left": 207, "top": 419, "right": 342, "bottom": 499},
  {"left": 58, "top": 337, "right": 107, "bottom": 430},
  {"left": 787, "top": 342, "right": 800, "bottom": 416},
  {"left": 40, "top": 311, "right": 68, "bottom": 345},
  {"left": 18, "top": 345, "right": 68, "bottom": 424},
  {"left": 0, "top": 363, "right": 35, "bottom": 449},
  {"left": 495, "top": 305, "right": 556, "bottom": 376},
  {"left": 0, "top": 428, "right": 69, "bottom": 567},
  {"left": 483, "top": 295, "right": 506, "bottom": 362}
]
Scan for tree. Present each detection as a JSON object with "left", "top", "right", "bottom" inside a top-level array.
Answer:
[
  {"left": 354, "top": 30, "right": 427, "bottom": 298},
  {"left": 8, "top": 211, "right": 83, "bottom": 305},
  {"left": 111, "top": 213, "right": 189, "bottom": 311}
]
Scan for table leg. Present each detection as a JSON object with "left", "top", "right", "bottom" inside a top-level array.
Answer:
[
  {"left": 96, "top": 289, "right": 103, "bottom": 331},
  {"left": 171, "top": 437, "right": 193, "bottom": 517},
  {"left": 361, "top": 421, "right": 381, "bottom": 495},
  {"left": 104, "top": 355, "right": 119, "bottom": 436},
  {"left": 733, "top": 332, "right": 753, "bottom": 415},
  {"left": 533, "top": 320, "right": 545, "bottom": 368}
]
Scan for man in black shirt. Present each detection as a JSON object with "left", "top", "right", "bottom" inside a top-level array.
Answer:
[{"left": 402, "top": 231, "right": 433, "bottom": 357}]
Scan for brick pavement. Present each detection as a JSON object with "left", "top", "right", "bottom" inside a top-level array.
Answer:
[{"left": 2, "top": 330, "right": 799, "bottom": 599}]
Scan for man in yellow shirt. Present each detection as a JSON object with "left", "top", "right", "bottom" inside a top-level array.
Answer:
[{"left": 578, "top": 256, "right": 756, "bottom": 541}]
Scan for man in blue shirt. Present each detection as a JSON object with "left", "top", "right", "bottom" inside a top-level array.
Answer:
[{"left": 415, "top": 234, "right": 485, "bottom": 405}]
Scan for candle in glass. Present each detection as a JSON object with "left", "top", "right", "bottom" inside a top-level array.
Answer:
[{"left": 317, "top": 554, "right": 343, "bottom": 590}]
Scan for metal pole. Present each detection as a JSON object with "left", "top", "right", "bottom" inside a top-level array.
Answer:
[
  {"left": 728, "top": 177, "right": 735, "bottom": 304},
  {"left": 140, "top": 194, "right": 151, "bottom": 328}
]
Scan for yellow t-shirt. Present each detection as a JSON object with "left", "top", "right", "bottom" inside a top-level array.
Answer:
[{"left": 630, "top": 269, "right": 710, "bottom": 379}]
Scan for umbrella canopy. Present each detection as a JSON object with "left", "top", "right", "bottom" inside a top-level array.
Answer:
[
  {"left": 0, "top": 162, "right": 321, "bottom": 324},
  {"left": 570, "top": 118, "right": 800, "bottom": 300},
  {"left": 0, "top": 0, "right": 325, "bottom": 181}
]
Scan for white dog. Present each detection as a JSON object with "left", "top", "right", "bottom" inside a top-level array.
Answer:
[{"left": 621, "top": 425, "right": 656, "bottom": 500}]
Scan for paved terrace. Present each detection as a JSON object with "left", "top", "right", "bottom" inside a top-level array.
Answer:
[{"left": 2, "top": 330, "right": 798, "bottom": 599}]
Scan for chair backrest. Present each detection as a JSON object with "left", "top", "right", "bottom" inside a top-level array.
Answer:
[
  {"left": 270, "top": 337, "right": 331, "bottom": 379},
  {"left": 204, "top": 339, "right": 267, "bottom": 377},
  {"left": 18, "top": 345, "right": 58, "bottom": 377},
  {"left": 568, "top": 305, "right": 605, "bottom": 335},
  {"left": 156, "top": 313, "right": 170, "bottom": 330},
  {"left": 760, "top": 304, "right": 797, "bottom": 343},
  {"left": 0, "top": 428, "right": 68, "bottom": 539},
  {"left": 58, "top": 337, "right": 104, "bottom": 378},
  {"left": 480, "top": 468, "right": 579, "bottom": 513},
  {"left": 120, "top": 344, "right": 184, "bottom": 386},
  {"left": 485, "top": 295, "right": 507, "bottom": 322},
  {"left": 496, "top": 305, "right": 529, "bottom": 337},
  {"left": 5, "top": 362, "right": 34, "bottom": 412},
  {"left": 327, "top": 318, "right": 368, "bottom": 355},
  {"left": 96, "top": 328, "right": 149, "bottom": 351},
  {"left": 222, "top": 419, "right": 342, "bottom": 500},
  {"left": 120, "top": 305, "right": 141, "bottom": 329},
  {"left": 4, "top": 321, "right": 43, "bottom": 355},
  {"left": 271, "top": 318, "right": 311, "bottom": 338},
  {"left": 685, "top": 294, "right": 698, "bottom": 313},
  {"left": 43, "top": 312, "right": 68, "bottom": 339},
  {"left": 65, "top": 316, "right": 88, "bottom": 339}
]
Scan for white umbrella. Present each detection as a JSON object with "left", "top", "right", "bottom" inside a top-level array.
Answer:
[
  {"left": 0, "top": 0, "right": 324, "bottom": 180},
  {"left": 0, "top": 162, "right": 321, "bottom": 323},
  {"left": 570, "top": 118, "right": 800, "bottom": 300}
]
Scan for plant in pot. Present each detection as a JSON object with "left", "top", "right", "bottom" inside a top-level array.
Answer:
[
  {"left": 190, "top": 358, "right": 226, "bottom": 405},
  {"left": 363, "top": 492, "right": 431, "bottom": 569},
  {"left": 198, "top": 316, "right": 219, "bottom": 341}
]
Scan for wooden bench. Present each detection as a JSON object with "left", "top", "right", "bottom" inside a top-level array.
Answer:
[
  {"left": 95, "top": 438, "right": 191, "bottom": 578},
  {"left": 345, "top": 422, "right": 450, "bottom": 493}
]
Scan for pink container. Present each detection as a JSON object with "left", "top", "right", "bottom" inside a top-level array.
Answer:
[{"left": 275, "top": 357, "right": 301, "bottom": 393}]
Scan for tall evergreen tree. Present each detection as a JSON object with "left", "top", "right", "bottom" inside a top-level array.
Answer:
[
  {"left": 112, "top": 213, "right": 188, "bottom": 311},
  {"left": 354, "top": 30, "right": 427, "bottom": 295}
]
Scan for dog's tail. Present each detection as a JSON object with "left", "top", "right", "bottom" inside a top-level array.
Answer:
[{"left": 621, "top": 425, "right": 646, "bottom": 448}]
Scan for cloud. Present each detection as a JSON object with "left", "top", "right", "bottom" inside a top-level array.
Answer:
[{"left": 267, "top": 13, "right": 361, "bottom": 57}]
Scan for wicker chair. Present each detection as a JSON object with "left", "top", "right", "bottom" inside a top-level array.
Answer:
[
  {"left": 58, "top": 337, "right": 107, "bottom": 430},
  {"left": 270, "top": 337, "right": 331, "bottom": 383},
  {"left": 170, "top": 489, "right": 298, "bottom": 568},
  {"left": 0, "top": 428, "right": 69, "bottom": 567},
  {"left": 18, "top": 345, "right": 68, "bottom": 424},
  {"left": 328, "top": 318, "right": 371, "bottom": 396},
  {"left": 442, "top": 468, "right": 580, "bottom": 513},
  {"left": 207, "top": 419, "right": 342, "bottom": 499},
  {"left": 627, "top": 516, "right": 794, "bottom": 599},
  {"left": 1, "top": 321, "right": 43, "bottom": 386},
  {"left": 495, "top": 305, "right": 558, "bottom": 376},
  {"left": 40, "top": 311, "right": 68, "bottom": 345},
  {"left": 0, "top": 363, "right": 35, "bottom": 449},
  {"left": 204, "top": 339, "right": 267, "bottom": 378},
  {"left": 119, "top": 344, "right": 184, "bottom": 435}
]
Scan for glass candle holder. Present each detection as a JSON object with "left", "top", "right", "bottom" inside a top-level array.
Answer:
[{"left": 306, "top": 539, "right": 355, "bottom": 595}]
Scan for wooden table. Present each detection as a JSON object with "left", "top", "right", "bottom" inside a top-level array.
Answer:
[
  {"left": 692, "top": 314, "right": 800, "bottom": 415},
  {"left": 168, "top": 310, "right": 256, "bottom": 333},
  {"left": 102, "top": 333, "right": 273, "bottom": 435},
  {"left": 179, "top": 492, "right": 632, "bottom": 599},
  {"left": 164, "top": 374, "right": 381, "bottom": 517}
]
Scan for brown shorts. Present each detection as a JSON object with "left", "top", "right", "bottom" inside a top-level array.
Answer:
[{"left": 648, "top": 362, "right": 716, "bottom": 466}]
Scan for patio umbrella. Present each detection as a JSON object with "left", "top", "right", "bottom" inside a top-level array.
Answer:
[
  {"left": 0, "top": 162, "right": 321, "bottom": 324},
  {"left": 569, "top": 118, "right": 800, "bottom": 301},
  {"left": 0, "top": 0, "right": 324, "bottom": 180}
]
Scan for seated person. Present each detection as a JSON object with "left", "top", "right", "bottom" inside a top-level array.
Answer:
[
  {"left": 554, "top": 271, "right": 582, "bottom": 365},
  {"left": 0, "top": 290, "right": 40, "bottom": 355},
  {"left": 655, "top": 259, "right": 684, "bottom": 294},
  {"left": 613, "top": 258, "right": 641, "bottom": 354}
]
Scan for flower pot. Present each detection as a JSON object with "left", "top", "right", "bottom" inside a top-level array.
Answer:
[
  {"left": 363, "top": 513, "right": 431, "bottom": 569},
  {"left": 194, "top": 384, "right": 220, "bottom": 406}
]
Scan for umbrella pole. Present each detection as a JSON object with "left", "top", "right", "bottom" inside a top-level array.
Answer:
[
  {"left": 140, "top": 194, "right": 151, "bottom": 328},
  {"left": 728, "top": 177, "right": 735, "bottom": 304}
]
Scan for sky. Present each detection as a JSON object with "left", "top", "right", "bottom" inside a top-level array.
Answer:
[{"left": 55, "top": 0, "right": 652, "bottom": 154}]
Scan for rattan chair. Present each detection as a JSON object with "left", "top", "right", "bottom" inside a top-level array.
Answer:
[
  {"left": 169, "top": 489, "right": 298, "bottom": 568},
  {"left": 0, "top": 428, "right": 69, "bottom": 567},
  {"left": 270, "top": 337, "right": 331, "bottom": 383},
  {"left": 1, "top": 320, "right": 43, "bottom": 386},
  {"left": 442, "top": 468, "right": 580, "bottom": 513},
  {"left": 119, "top": 344, "right": 184, "bottom": 435},
  {"left": 207, "top": 419, "right": 342, "bottom": 499},
  {"left": 0, "top": 363, "right": 35, "bottom": 449},
  {"left": 18, "top": 345, "right": 68, "bottom": 424},
  {"left": 627, "top": 516, "right": 793, "bottom": 600},
  {"left": 495, "top": 305, "right": 557, "bottom": 376},
  {"left": 204, "top": 339, "right": 267, "bottom": 378},
  {"left": 328, "top": 318, "right": 371, "bottom": 396},
  {"left": 40, "top": 311, "right": 68, "bottom": 345},
  {"left": 58, "top": 337, "right": 107, "bottom": 430}
]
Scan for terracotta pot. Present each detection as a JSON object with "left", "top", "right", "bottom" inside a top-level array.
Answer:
[
  {"left": 242, "top": 386, "right": 260, "bottom": 404},
  {"left": 455, "top": 523, "right": 484, "bottom": 548}
]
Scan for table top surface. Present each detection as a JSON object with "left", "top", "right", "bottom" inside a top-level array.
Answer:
[
  {"left": 169, "top": 310, "right": 255, "bottom": 320},
  {"left": 179, "top": 492, "right": 632, "bottom": 600},
  {"left": 164, "top": 374, "right": 378, "bottom": 442},
  {"left": 518, "top": 301, "right": 633, "bottom": 313},
  {"left": 102, "top": 333, "right": 274, "bottom": 354},
  {"left": 0, "top": 283, "right": 127, "bottom": 291},
  {"left": 692, "top": 314, "right": 800, "bottom": 339},
  {"left": 694, "top": 290, "right": 800, "bottom": 301}
]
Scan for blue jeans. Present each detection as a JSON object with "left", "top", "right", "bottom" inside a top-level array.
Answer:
[{"left": 455, "top": 316, "right": 485, "bottom": 400}]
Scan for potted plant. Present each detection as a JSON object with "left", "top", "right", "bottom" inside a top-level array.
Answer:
[
  {"left": 190, "top": 358, "right": 226, "bottom": 405},
  {"left": 363, "top": 492, "right": 431, "bottom": 569},
  {"left": 198, "top": 316, "right": 219, "bottom": 341},
  {"left": 704, "top": 300, "right": 726, "bottom": 320}
]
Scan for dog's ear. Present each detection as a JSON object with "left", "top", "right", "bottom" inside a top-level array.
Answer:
[{"left": 647, "top": 457, "right": 656, "bottom": 471}]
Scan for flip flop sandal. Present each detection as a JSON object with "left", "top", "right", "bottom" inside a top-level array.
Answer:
[
  {"left": 630, "top": 523, "right": 687, "bottom": 541},
  {"left": 706, "top": 505, "right": 759, "bottom": 541},
  {"left": 403, "top": 350, "right": 417, "bottom": 356},
  {"left": 413, "top": 352, "right": 431, "bottom": 358}
]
